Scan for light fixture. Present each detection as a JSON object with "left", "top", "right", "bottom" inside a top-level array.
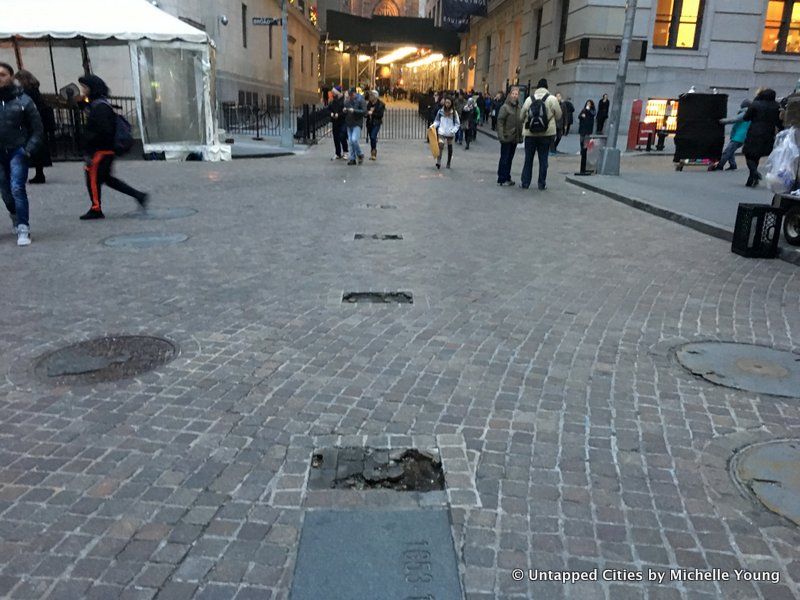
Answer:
[
  {"left": 376, "top": 46, "right": 418, "bottom": 64},
  {"left": 405, "top": 53, "right": 443, "bottom": 68},
  {"left": 219, "top": 15, "right": 229, "bottom": 26},
  {"left": 358, "top": 54, "right": 371, "bottom": 62}
]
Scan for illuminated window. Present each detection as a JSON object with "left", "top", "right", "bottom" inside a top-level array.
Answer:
[
  {"left": 652, "top": 0, "right": 704, "bottom": 50},
  {"left": 762, "top": 0, "right": 800, "bottom": 54}
]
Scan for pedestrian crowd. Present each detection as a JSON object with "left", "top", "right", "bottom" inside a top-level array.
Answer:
[{"left": 0, "top": 62, "right": 148, "bottom": 247}]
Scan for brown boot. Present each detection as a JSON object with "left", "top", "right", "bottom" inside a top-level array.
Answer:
[{"left": 370, "top": 149, "right": 377, "bottom": 160}]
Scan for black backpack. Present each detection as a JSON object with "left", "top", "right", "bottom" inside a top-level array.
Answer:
[
  {"left": 96, "top": 99, "right": 134, "bottom": 156},
  {"left": 526, "top": 93, "right": 550, "bottom": 133}
]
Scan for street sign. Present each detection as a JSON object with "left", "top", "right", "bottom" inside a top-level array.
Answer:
[{"left": 252, "top": 16, "right": 281, "bottom": 25}]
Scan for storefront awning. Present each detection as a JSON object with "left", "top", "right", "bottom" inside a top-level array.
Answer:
[{"left": 0, "top": 0, "right": 209, "bottom": 44}]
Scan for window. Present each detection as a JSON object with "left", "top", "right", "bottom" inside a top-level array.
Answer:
[
  {"left": 241, "top": 3, "right": 248, "bottom": 48},
  {"left": 484, "top": 35, "right": 491, "bottom": 73},
  {"left": 301, "top": 45, "right": 305, "bottom": 72},
  {"left": 558, "top": 0, "right": 570, "bottom": 53},
  {"left": 269, "top": 25, "right": 273, "bottom": 59},
  {"left": 762, "top": 0, "right": 800, "bottom": 54},
  {"left": 533, "top": 7, "right": 543, "bottom": 60},
  {"left": 653, "top": 0, "right": 705, "bottom": 50},
  {"left": 311, "top": 52, "right": 314, "bottom": 74}
]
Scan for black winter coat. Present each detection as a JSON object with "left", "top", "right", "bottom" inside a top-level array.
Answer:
[
  {"left": 84, "top": 99, "right": 117, "bottom": 155},
  {"left": 743, "top": 94, "right": 782, "bottom": 160},
  {"left": 24, "top": 87, "right": 54, "bottom": 167},
  {"left": 0, "top": 86, "right": 43, "bottom": 156},
  {"left": 578, "top": 107, "right": 595, "bottom": 136},
  {"left": 597, "top": 98, "right": 610, "bottom": 118},
  {"left": 328, "top": 96, "right": 346, "bottom": 127},
  {"left": 366, "top": 99, "right": 385, "bottom": 127}
]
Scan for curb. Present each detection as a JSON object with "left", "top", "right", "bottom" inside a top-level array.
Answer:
[
  {"left": 565, "top": 176, "right": 800, "bottom": 267},
  {"left": 232, "top": 152, "right": 296, "bottom": 159}
]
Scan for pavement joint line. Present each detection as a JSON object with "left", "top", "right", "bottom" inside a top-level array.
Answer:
[{"left": 565, "top": 175, "right": 800, "bottom": 267}]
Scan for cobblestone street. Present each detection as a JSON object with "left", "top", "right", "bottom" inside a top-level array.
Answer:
[{"left": 1, "top": 136, "right": 800, "bottom": 599}]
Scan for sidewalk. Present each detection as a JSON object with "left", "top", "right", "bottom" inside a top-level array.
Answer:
[
  {"left": 563, "top": 155, "right": 800, "bottom": 266},
  {"left": 229, "top": 133, "right": 310, "bottom": 158}
]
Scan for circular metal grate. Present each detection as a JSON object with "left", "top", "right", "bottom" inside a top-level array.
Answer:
[
  {"left": 102, "top": 233, "right": 189, "bottom": 248},
  {"left": 732, "top": 440, "right": 800, "bottom": 526},
  {"left": 35, "top": 335, "right": 177, "bottom": 384},
  {"left": 676, "top": 342, "right": 800, "bottom": 398}
]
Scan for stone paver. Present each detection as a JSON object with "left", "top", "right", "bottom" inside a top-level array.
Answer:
[{"left": 1, "top": 135, "right": 800, "bottom": 599}]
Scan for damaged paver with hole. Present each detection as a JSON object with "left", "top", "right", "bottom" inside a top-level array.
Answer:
[
  {"left": 733, "top": 440, "right": 800, "bottom": 526},
  {"left": 676, "top": 342, "right": 800, "bottom": 398}
]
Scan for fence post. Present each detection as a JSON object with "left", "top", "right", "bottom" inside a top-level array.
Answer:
[
  {"left": 302, "top": 104, "right": 310, "bottom": 143},
  {"left": 253, "top": 105, "right": 263, "bottom": 141},
  {"left": 311, "top": 105, "right": 317, "bottom": 142}
]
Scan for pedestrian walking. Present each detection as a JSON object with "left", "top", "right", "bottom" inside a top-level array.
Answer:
[
  {"left": 596, "top": 94, "right": 610, "bottom": 134},
  {"left": 78, "top": 74, "right": 147, "bottom": 220},
  {"left": 563, "top": 98, "right": 575, "bottom": 135},
  {"left": 710, "top": 99, "right": 751, "bottom": 171},
  {"left": 343, "top": 87, "right": 367, "bottom": 165},
  {"left": 484, "top": 94, "right": 492, "bottom": 127},
  {"left": 491, "top": 92, "right": 504, "bottom": 131},
  {"left": 577, "top": 100, "right": 596, "bottom": 174},
  {"left": 454, "top": 91, "right": 466, "bottom": 144},
  {"left": 742, "top": 88, "right": 782, "bottom": 187},
  {"left": 550, "top": 92, "right": 566, "bottom": 154},
  {"left": 366, "top": 90, "right": 385, "bottom": 160},
  {"left": 14, "top": 70, "right": 55, "bottom": 184},
  {"left": 0, "top": 62, "right": 43, "bottom": 246},
  {"left": 461, "top": 97, "right": 478, "bottom": 150},
  {"left": 496, "top": 86, "right": 522, "bottom": 186},
  {"left": 328, "top": 86, "right": 348, "bottom": 160},
  {"left": 432, "top": 96, "right": 460, "bottom": 169},
  {"left": 520, "top": 78, "right": 562, "bottom": 190}
]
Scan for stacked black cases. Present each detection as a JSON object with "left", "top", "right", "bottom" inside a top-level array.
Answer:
[{"left": 674, "top": 93, "right": 727, "bottom": 161}]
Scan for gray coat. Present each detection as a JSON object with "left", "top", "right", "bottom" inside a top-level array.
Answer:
[
  {"left": 344, "top": 94, "right": 367, "bottom": 128},
  {"left": 0, "top": 86, "right": 43, "bottom": 156}
]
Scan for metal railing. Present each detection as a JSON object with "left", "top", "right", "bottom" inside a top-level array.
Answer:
[
  {"left": 47, "top": 95, "right": 137, "bottom": 161},
  {"left": 220, "top": 103, "right": 332, "bottom": 143}
]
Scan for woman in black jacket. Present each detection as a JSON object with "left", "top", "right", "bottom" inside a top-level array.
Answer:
[
  {"left": 596, "top": 94, "right": 609, "bottom": 134},
  {"left": 78, "top": 74, "right": 147, "bottom": 220},
  {"left": 14, "top": 70, "right": 55, "bottom": 184},
  {"left": 742, "top": 88, "right": 782, "bottom": 187},
  {"left": 578, "top": 100, "right": 596, "bottom": 174}
]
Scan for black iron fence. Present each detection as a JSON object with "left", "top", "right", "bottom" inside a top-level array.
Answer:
[
  {"left": 47, "top": 95, "right": 138, "bottom": 161},
  {"left": 220, "top": 103, "right": 332, "bottom": 143}
]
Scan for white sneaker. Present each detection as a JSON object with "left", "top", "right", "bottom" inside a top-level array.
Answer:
[{"left": 16, "top": 225, "right": 30, "bottom": 246}]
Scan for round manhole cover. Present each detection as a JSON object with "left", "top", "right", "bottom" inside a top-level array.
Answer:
[
  {"left": 102, "top": 233, "right": 188, "bottom": 248},
  {"left": 35, "top": 335, "right": 177, "bottom": 384},
  {"left": 126, "top": 207, "right": 198, "bottom": 221},
  {"left": 732, "top": 440, "right": 800, "bottom": 526},
  {"left": 676, "top": 342, "right": 800, "bottom": 398}
]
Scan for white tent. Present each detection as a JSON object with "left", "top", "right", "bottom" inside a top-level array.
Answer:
[{"left": 0, "top": 0, "right": 229, "bottom": 161}]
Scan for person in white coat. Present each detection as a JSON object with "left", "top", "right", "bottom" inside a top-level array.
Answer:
[{"left": 432, "top": 96, "right": 460, "bottom": 169}]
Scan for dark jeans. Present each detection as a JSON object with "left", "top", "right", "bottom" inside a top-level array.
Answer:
[
  {"left": 0, "top": 147, "right": 29, "bottom": 227},
  {"left": 367, "top": 123, "right": 381, "bottom": 151},
  {"left": 745, "top": 155, "right": 761, "bottom": 183},
  {"left": 521, "top": 136, "right": 553, "bottom": 189},
  {"left": 596, "top": 116, "right": 607, "bottom": 134},
  {"left": 333, "top": 123, "right": 348, "bottom": 157},
  {"left": 497, "top": 141, "right": 517, "bottom": 183},
  {"left": 551, "top": 127, "right": 563, "bottom": 152},
  {"left": 719, "top": 140, "right": 743, "bottom": 169},
  {"left": 84, "top": 151, "right": 143, "bottom": 211}
]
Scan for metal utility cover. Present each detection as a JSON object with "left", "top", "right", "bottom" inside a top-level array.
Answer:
[
  {"left": 676, "top": 342, "right": 800, "bottom": 398},
  {"left": 734, "top": 440, "right": 800, "bottom": 526},
  {"left": 290, "top": 509, "right": 463, "bottom": 600},
  {"left": 127, "top": 207, "right": 197, "bottom": 221},
  {"left": 103, "top": 233, "right": 189, "bottom": 248}
]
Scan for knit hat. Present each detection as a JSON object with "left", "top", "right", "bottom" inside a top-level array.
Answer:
[
  {"left": 740, "top": 98, "right": 751, "bottom": 109},
  {"left": 536, "top": 78, "right": 548, "bottom": 89},
  {"left": 332, "top": 86, "right": 342, "bottom": 96},
  {"left": 78, "top": 74, "right": 109, "bottom": 100}
]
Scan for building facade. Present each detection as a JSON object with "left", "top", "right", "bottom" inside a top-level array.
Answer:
[
  {"left": 157, "top": 0, "right": 321, "bottom": 106},
  {"left": 458, "top": 0, "right": 800, "bottom": 129},
  {"left": 348, "top": 0, "right": 421, "bottom": 18}
]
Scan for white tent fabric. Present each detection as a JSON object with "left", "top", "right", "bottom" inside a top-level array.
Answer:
[{"left": 0, "top": 0, "right": 209, "bottom": 44}]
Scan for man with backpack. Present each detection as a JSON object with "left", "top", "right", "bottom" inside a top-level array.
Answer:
[
  {"left": 78, "top": 74, "right": 147, "bottom": 220},
  {"left": 520, "top": 79, "right": 562, "bottom": 190}
]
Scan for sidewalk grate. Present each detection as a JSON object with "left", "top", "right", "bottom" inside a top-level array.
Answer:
[
  {"left": 354, "top": 233, "right": 403, "bottom": 240},
  {"left": 342, "top": 291, "right": 413, "bottom": 304}
]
